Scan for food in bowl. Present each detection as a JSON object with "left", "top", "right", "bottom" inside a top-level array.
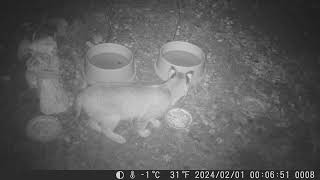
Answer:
[{"left": 166, "top": 108, "right": 192, "bottom": 129}]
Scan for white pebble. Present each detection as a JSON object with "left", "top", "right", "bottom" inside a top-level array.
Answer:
[{"left": 216, "top": 137, "right": 223, "bottom": 144}]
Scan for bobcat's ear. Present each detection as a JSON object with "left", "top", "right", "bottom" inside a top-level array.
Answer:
[
  {"left": 185, "top": 71, "right": 194, "bottom": 84},
  {"left": 168, "top": 66, "right": 177, "bottom": 79}
]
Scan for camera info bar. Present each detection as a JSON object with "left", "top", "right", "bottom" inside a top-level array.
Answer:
[{"left": 114, "top": 170, "right": 318, "bottom": 180}]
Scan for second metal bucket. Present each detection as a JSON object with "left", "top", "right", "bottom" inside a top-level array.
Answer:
[{"left": 155, "top": 41, "right": 205, "bottom": 84}]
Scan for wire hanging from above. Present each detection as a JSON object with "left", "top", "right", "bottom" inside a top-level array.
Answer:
[{"left": 171, "top": 0, "right": 182, "bottom": 41}]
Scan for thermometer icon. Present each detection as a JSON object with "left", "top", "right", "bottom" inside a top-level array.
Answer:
[{"left": 130, "top": 171, "right": 135, "bottom": 179}]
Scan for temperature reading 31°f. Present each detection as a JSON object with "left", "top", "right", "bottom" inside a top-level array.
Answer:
[
  {"left": 145, "top": 171, "right": 160, "bottom": 179},
  {"left": 170, "top": 171, "right": 190, "bottom": 179}
]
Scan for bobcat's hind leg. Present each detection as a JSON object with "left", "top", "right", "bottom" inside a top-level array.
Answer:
[
  {"left": 136, "top": 119, "right": 151, "bottom": 138},
  {"left": 88, "top": 119, "right": 102, "bottom": 132},
  {"left": 149, "top": 118, "right": 161, "bottom": 128},
  {"left": 98, "top": 114, "right": 126, "bottom": 144}
]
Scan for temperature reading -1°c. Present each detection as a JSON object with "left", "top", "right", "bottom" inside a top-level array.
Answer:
[{"left": 146, "top": 171, "right": 160, "bottom": 179}]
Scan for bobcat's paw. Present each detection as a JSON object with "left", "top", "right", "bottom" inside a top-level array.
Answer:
[{"left": 138, "top": 129, "right": 151, "bottom": 138}]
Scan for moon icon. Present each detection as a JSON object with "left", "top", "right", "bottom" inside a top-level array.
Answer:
[{"left": 116, "top": 171, "right": 124, "bottom": 179}]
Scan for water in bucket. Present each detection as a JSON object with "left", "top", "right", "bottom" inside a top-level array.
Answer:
[
  {"left": 90, "top": 52, "right": 129, "bottom": 69},
  {"left": 163, "top": 50, "right": 201, "bottom": 67}
]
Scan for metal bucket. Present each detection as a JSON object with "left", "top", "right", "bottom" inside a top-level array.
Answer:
[
  {"left": 155, "top": 41, "right": 205, "bottom": 85},
  {"left": 86, "top": 43, "right": 135, "bottom": 85}
]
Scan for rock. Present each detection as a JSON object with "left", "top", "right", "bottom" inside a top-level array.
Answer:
[
  {"left": 26, "top": 36, "right": 59, "bottom": 73},
  {"left": 240, "top": 96, "right": 267, "bottom": 118},
  {"left": 63, "top": 135, "right": 71, "bottom": 143},
  {"left": 92, "top": 33, "right": 104, "bottom": 44},
  {"left": 17, "top": 39, "right": 32, "bottom": 61},
  {"left": 25, "top": 70, "right": 38, "bottom": 89},
  {"left": 216, "top": 137, "right": 223, "bottom": 144},
  {"left": 162, "top": 154, "right": 172, "bottom": 162},
  {"left": 38, "top": 74, "right": 71, "bottom": 115},
  {"left": 25, "top": 36, "right": 60, "bottom": 89},
  {"left": 29, "top": 36, "right": 57, "bottom": 56},
  {"left": 208, "top": 129, "right": 216, "bottom": 135},
  {"left": 85, "top": 41, "right": 95, "bottom": 48},
  {"left": 26, "top": 52, "right": 60, "bottom": 73}
]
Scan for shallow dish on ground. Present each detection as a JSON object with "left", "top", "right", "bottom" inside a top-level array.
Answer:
[
  {"left": 26, "top": 115, "right": 62, "bottom": 143},
  {"left": 166, "top": 108, "right": 193, "bottom": 130}
]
